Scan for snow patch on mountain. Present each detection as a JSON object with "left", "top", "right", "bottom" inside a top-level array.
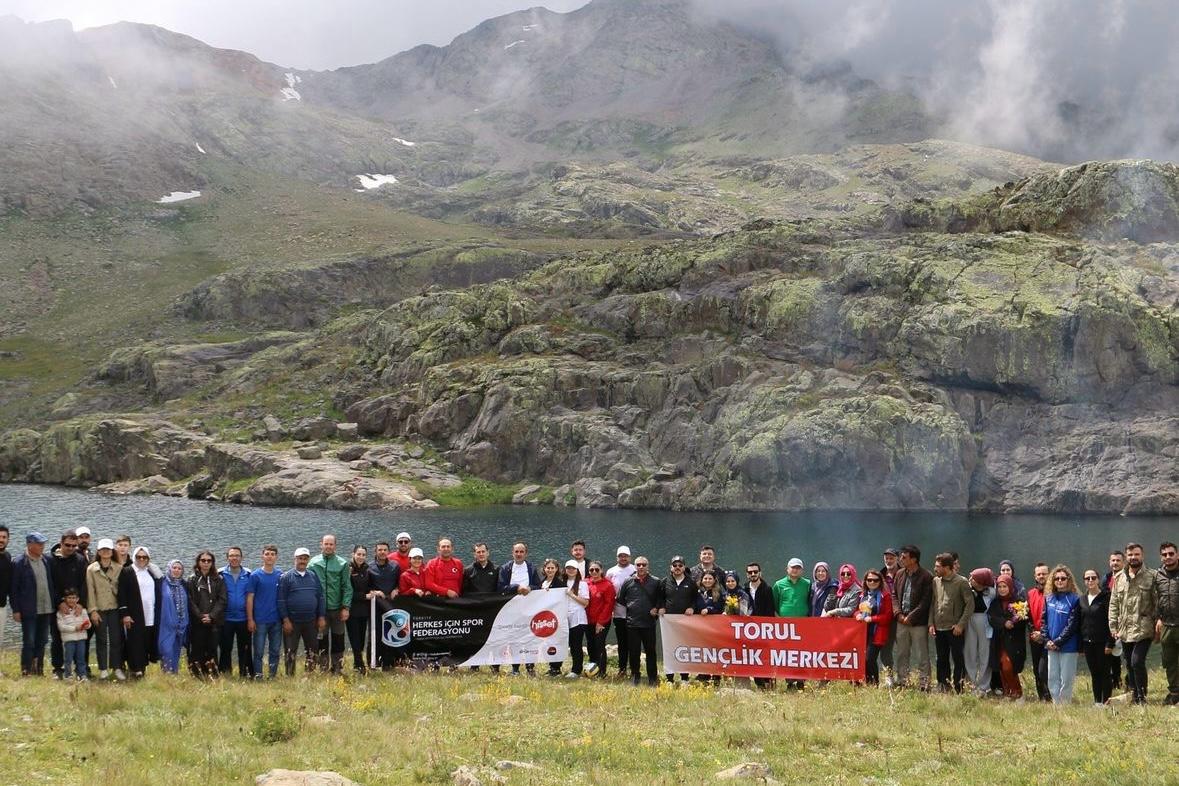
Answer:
[
  {"left": 281, "top": 72, "right": 302, "bottom": 101},
  {"left": 392, "top": 137, "right": 416, "bottom": 147},
  {"left": 195, "top": 142, "right": 206, "bottom": 154},
  {"left": 354, "top": 174, "right": 398, "bottom": 191},
  {"left": 157, "top": 190, "right": 201, "bottom": 203},
  {"left": 504, "top": 40, "right": 526, "bottom": 50}
]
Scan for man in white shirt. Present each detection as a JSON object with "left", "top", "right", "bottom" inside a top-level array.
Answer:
[{"left": 606, "top": 546, "right": 636, "bottom": 679}]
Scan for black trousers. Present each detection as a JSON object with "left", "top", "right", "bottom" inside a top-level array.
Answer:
[
  {"left": 218, "top": 620, "right": 254, "bottom": 677},
  {"left": 568, "top": 623, "right": 587, "bottom": 674},
  {"left": 189, "top": 622, "right": 219, "bottom": 675},
  {"left": 283, "top": 621, "right": 319, "bottom": 675},
  {"left": 1083, "top": 641, "right": 1113, "bottom": 704},
  {"left": 866, "top": 642, "right": 883, "bottom": 685},
  {"left": 613, "top": 618, "right": 630, "bottom": 674},
  {"left": 346, "top": 614, "right": 369, "bottom": 670},
  {"left": 586, "top": 620, "right": 610, "bottom": 672},
  {"left": 123, "top": 621, "right": 155, "bottom": 675},
  {"left": 1123, "top": 639, "right": 1152, "bottom": 703},
  {"left": 934, "top": 630, "right": 966, "bottom": 692},
  {"left": 627, "top": 625, "right": 658, "bottom": 684},
  {"left": 1029, "top": 640, "right": 1051, "bottom": 701}
]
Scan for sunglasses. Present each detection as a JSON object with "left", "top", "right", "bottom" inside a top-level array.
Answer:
[
  {"left": 746, "top": 570, "right": 759, "bottom": 575},
  {"left": 199, "top": 558, "right": 213, "bottom": 563},
  {"left": 864, "top": 577, "right": 881, "bottom": 583},
  {"left": 839, "top": 571, "right": 852, "bottom": 577},
  {"left": 1053, "top": 577, "right": 1069, "bottom": 582},
  {"left": 397, "top": 540, "right": 410, "bottom": 544},
  {"left": 588, "top": 567, "right": 601, "bottom": 573},
  {"left": 635, "top": 563, "right": 649, "bottom": 567}
]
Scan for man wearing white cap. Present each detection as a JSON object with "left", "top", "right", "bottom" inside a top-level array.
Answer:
[
  {"left": 392, "top": 533, "right": 413, "bottom": 573},
  {"left": 277, "top": 547, "right": 326, "bottom": 676},
  {"left": 606, "top": 546, "right": 636, "bottom": 679},
  {"left": 74, "top": 526, "right": 93, "bottom": 563},
  {"left": 85, "top": 538, "right": 124, "bottom": 679}
]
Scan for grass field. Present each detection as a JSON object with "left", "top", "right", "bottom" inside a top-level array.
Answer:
[{"left": 0, "top": 651, "right": 1174, "bottom": 786}]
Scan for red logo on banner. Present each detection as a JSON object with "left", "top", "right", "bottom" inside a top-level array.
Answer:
[{"left": 530, "top": 610, "right": 559, "bottom": 637}]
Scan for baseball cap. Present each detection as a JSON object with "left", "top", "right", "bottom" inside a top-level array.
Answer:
[
  {"left": 396, "top": 532, "right": 412, "bottom": 541},
  {"left": 293, "top": 547, "right": 311, "bottom": 558},
  {"left": 96, "top": 538, "right": 114, "bottom": 552},
  {"left": 26, "top": 531, "right": 48, "bottom": 544},
  {"left": 883, "top": 548, "right": 899, "bottom": 557},
  {"left": 787, "top": 557, "right": 804, "bottom": 569},
  {"left": 670, "top": 555, "right": 685, "bottom": 565},
  {"left": 408, "top": 547, "right": 424, "bottom": 559},
  {"left": 564, "top": 559, "right": 580, "bottom": 569},
  {"left": 616, "top": 546, "right": 631, "bottom": 556},
  {"left": 75, "top": 526, "right": 92, "bottom": 536}
]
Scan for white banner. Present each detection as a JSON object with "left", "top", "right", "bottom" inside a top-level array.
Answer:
[{"left": 458, "top": 588, "right": 568, "bottom": 667}]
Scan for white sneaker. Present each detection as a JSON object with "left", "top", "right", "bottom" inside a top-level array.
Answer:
[
  {"left": 565, "top": 671, "right": 581, "bottom": 679},
  {"left": 99, "top": 670, "right": 110, "bottom": 680},
  {"left": 114, "top": 669, "right": 127, "bottom": 682}
]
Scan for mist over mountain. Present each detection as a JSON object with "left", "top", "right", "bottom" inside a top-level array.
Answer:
[{"left": 692, "top": 0, "right": 1179, "bottom": 163}]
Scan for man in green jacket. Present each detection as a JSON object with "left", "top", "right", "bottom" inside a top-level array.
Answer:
[
  {"left": 1109, "top": 542, "right": 1157, "bottom": 704},
  {"left": 773, "top": 558, "right": 810, "bottom": 617},
  {"left": 309, "top": 534, "right": 352, "bottom": 674},
  {"left": 929, "top": 552, "right": 973, "bottom": 693}
]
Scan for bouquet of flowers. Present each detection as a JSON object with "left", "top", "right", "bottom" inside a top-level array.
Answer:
[
  {"left": 1009, "top": 600, "right": 1029, "bottom": 622},
  {"left": 723, "top": 595, "right": 741, "bottom": 615},
  {"left": 856, "top": 600, "right": 873, "bottom": 621}
]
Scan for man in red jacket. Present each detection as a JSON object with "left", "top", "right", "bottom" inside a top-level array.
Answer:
[
  {"left": 424, "top": 538, "right": 464, "bottom": 598},
  {"left": 1026, "top": 562, "right": 1051, "bottom": 702}
]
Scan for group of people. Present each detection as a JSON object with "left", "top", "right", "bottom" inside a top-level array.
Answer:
[{"left": 1, "top": 523, "right": 1176, "bottom": 708}]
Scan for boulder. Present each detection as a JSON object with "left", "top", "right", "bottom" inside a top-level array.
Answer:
[
  {"left": 715, "top": 762, "right": 774, "bottom": 781},
  {"left": 263, "top": 415, "right": 286, "bottom": 442},
  {"left": 243, "top": 465, "right": 433, "bottom": 510},
  {"left": 290, "top": 417, "right": 336, "bottom": 441},
  {"left": 206, "top": 443, "right": 279, "bottom": 480},
  {"left": 335, "top": 422, "right": 359, "bottom": 439},
  {"left": 511, "top": 484, "right": 542, "bottom": 504},
  {"left": 573, "top": 477, "right": 619, "bottom": 509},
  {"left": 255, "top": 771, "right": 361, "bottom": 786},
  {"left": 296, "top": 446, "right": 323, "bottom": 460},
  {"left": 336, "top": 444, "right": 367, "bottom": 462}
]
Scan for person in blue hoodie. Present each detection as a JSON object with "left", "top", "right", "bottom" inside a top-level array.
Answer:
[
  {"left": 1041, "top": 564, "right": 1081, "bottom": 704},
  {"left": 158, "top": 559, "right": 189, "bottom": 674},
  {"left": 218, "top": 546, "right": 254, "bottom": 678}
]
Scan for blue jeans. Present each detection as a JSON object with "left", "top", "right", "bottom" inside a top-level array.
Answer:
[
  {"left": 63, "top": 640, "right": 88, "bottom": 679},
  {"left": 252, "top": 622, "right": 282, "bottom": 677},
  {"left": 20, "top": 613, "right": 52, "bottom": 674}
]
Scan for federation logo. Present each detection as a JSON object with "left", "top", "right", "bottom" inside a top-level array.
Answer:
[
  {"left": 382, "top": 608, "right": 412, "bottom": 647},
  {"left": 530, "top": 610, "right": 558, "bottom": 638}
]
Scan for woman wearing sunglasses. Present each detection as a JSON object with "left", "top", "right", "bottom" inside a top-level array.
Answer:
[
  {"left": 1040, "top": 565, "right": 1081, "bottom": 704},
  {"left": 1078, "top": 568, "right": 1115, "bottom": 705},
  {"left": 855, "top": 569, "right": 893, "bottom": 685},
  {"left": 584, "top": 560, "right": 615, "bottom": 678},
  {"left": 822, "top": 564, "right": 861, "bottom": 618}
]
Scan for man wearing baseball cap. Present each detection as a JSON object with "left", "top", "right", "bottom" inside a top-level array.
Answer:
[
  {"left": 392, "top": 533, "right": 413, "bottom": 572},
  {"left": 74, "top": 526, "right": 93, "bottom": 563},
  {"left": 10, "top": 532, "right": 55, "bottom": 675},
  {"left": 49, "top": 529, "right": 89, "bottom": 678},
  {"left": 277, "top": 547, "right": 325, "bottom": 676}
]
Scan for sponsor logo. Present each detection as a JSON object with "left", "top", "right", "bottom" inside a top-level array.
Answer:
[
  {"left": 546, "top": 645, "right": 558, "bottom": 656},
  {"left": 530, "top": 610, "right": 559, "bottom": 638},
  {"left": 382, "top": 608, "right": 412, "bottom": 648}
]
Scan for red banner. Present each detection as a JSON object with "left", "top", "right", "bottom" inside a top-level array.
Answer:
[{"left": 659, "top": 615, "right": 867, "bottom": 681}]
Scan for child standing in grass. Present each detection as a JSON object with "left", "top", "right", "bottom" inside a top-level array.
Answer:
[{"left": 56, "top": 588, "right": 90, "bottom": 681}]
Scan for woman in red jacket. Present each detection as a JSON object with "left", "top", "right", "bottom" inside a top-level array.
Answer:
[
  {"left": 584, "top": 560, "right": 616, "bottom": 678},
  {"left": 398, "top": 549, "right": 430, "bottom": 597},
  {"left": 855, "top": 568, "right": 894, "bottom": 685}
]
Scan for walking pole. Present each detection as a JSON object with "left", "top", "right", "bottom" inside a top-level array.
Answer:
[{"left": 370, "top": 595, "right": 377, "bottom": 671}]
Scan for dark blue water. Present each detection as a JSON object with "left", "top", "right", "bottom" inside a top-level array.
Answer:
[{"left": 3, "top": 484, "right": 1175, "bottom": 580}]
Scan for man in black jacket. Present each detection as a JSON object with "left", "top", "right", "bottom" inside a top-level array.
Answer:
[
  {"left": 658, "top": 555, "right": 696, "bottom": 684},
  {"left": 744, "top": 561, "right": 776, "bottom": 689},
  {"left": 49, "top": 529, "right": 89, "bottom": 679},
  {"left": 618, "top": 557, "right": 660, "bottom": 686},
  {"left": 462, "top": 543, "right": 498, "bottom": 595}
]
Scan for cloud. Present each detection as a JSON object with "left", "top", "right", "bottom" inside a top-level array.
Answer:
[
  {"left": 692, "top": 0, "right": 1179, "bottom": 162},
  {"left": 0, "top": 0, "right": 592, "bottom": 70}
]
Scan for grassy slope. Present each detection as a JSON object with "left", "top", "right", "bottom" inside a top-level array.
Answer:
[
  {"left": 0, "top": 169, "right": 623, "bottom": 428},
  {"left": 0, "top": 653, "right": 1174, "bottom": 785}
]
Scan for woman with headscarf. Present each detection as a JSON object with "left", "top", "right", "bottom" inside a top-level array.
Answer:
[
  {"left": 187, "top": 550, "right": 227, "bottom": 679},
  {"left": 158, "top": 559, "right": 189, "bottom": 674},
  {"left": 855, "top": 568, "right": 893, "bottom": 685},
  {"left": 809, "top": 562, "right": 837, "bottom": 617},
  {"left": 987, "top": 574, "right": 1027, "bottom": 698},
  {"left": 965, "top": 567, "right": 996, "bottom": 696},
  {"left": 822, "top": 564, "right": 861, "bottom": 617},
  {"left": 997, "top": 560, "right": 1027, "bottom": 600},
  {"left": 720, "top": 571, "right": 752, "bottom": 616},
  {"left": 117, "top": 545, "right": 161, "bottom": 678}
]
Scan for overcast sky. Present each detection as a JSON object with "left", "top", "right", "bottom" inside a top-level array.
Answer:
[{"left": 0, "top": 0, "right": 591, "bottom": 69}]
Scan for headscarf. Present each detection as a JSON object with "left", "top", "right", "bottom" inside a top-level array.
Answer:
[
  {"left": 836, "top": 563, "right": 859, "bottom": 597},
  {"left": 970, "top": 568, "right": 994, "bottom": 588},
  {"left": 721, "top": 571, "right": 751, "bottom": 615},
  {"left": 810, "top": 562, "right": 837, "bottom": 616},
  {"left": 995, "top": 575, "right": 1017, "bottom": 610},
  {"left": 998, "top": 560, "right": 1026, "bottom": 597},
  {"left": 164, "top": 559, "right": 188, "bottom": 626},
  {"left": 132, "top": 546, "right": 151, "bottom": 574}
]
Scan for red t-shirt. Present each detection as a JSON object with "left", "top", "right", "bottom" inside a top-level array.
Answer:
[{"left": 424, "top": 557, "right": 464, "bottom": 596}]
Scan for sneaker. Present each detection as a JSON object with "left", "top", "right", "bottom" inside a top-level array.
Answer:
[
  {"left": 114, "top": 669, "right": 127, "bottom": 682},
  {"left": 1163, "top": 693, "right": 1179, "bottom": 706},
  {"left": 99, "top": 669, "right": 110, "bottom": 680},
  {"left": 565, "top": 671, "right": 581, "bottom": 679}
]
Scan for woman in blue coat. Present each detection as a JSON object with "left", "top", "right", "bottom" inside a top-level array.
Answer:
[
  {"left": 158, "top": 559, "right": 190, "bottom": 674},
  {"left": 1041, "top": 564, "right": 1081, "bottom": 704}
]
